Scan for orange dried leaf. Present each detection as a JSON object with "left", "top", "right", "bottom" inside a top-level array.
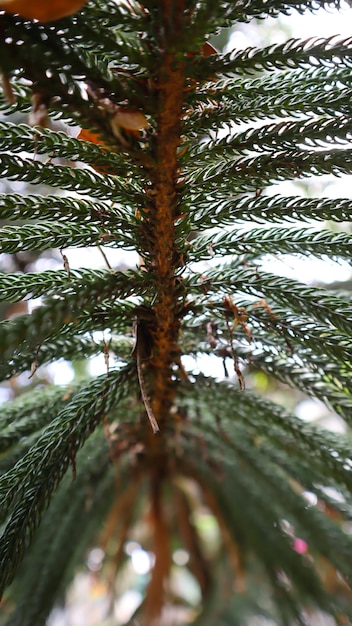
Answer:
[
  {"left": 77, "top": 127, "right": 108, "bottom": 148},
  {"left": 77, "top": 128, "right": 113, "bottom": 173},
  {"left": 0, "top": 0, "right": 88, "bottom": 22},
  {"left": 201, "top": 41, "right": 218, "bottom": 57}
]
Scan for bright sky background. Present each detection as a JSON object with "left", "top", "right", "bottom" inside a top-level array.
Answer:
[{"left": 227, "top": 0, "right": 352, "bottom": 48}]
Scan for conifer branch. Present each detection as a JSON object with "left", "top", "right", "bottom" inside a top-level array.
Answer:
[
  {"left": 189, "top": 267, "right": 352, "bottom": 336},
  {"left": 0, "top": 153, "right": 139, "bottom": 201},
  {"left": 0, "top": 193, "right": 130, "bottom": 227},
  {"left": 1, "top": 1, "right": 352, "bottom": 622},
  {"left": 0, "top": 367, "right": 133, "bottom": 595},
  {"left": 189, "top": 194, "right": 352, "bottom": 229},
  {"left": 192, "top": 227, "right": 352, "bottom": 262},
  {"left": 218, "top": 36, "right": 352, "bottom": 75},
  {"left": 0, "top": 222, "right": 135, "bottom": 255}
]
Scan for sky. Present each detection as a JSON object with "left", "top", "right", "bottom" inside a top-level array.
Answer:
[{"left": 227, "top": 0, "right": 352, "bottom": 49}]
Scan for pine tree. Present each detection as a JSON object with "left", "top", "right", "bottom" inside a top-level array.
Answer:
[{"left": 0, "top": 1, "right": 352, "bottom": 624}]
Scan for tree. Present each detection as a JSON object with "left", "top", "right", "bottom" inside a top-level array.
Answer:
[{"left": 0, "top": 1, "right": 352, "bottom": 624}]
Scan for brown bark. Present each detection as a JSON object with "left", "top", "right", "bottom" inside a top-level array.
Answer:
[
  {"left": 144, "top": 475, "right": 171, "bottom": 622},
  {"left": 142, "top": 1, "right": 187, "bottom": 431}
]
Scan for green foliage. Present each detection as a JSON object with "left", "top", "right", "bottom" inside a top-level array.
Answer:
[{"left": 0, "top": 1, "right": 352, "bottom": 624}]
